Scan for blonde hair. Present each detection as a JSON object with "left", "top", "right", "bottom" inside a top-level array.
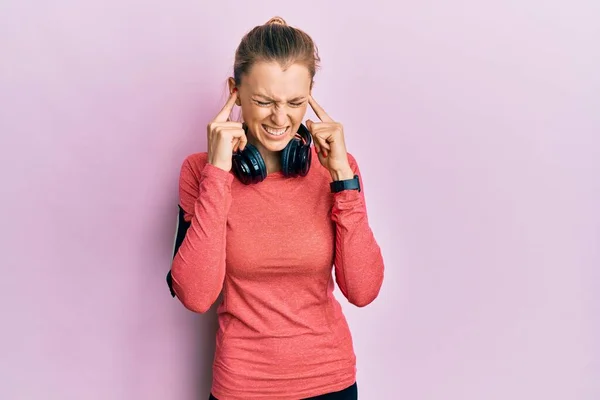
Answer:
[{"left": 232, "top": 16, "right": 320, "bottom": 87}]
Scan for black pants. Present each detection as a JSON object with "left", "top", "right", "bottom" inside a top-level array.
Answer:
[{"left": 209, "top": 381, "right": 358, "bottom": 400}]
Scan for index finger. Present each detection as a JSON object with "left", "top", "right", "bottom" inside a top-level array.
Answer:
[
  {"left": 308, "top": 95, "right": 334, "bottom": 122},
  {"left": 214, "top": 90, "right": 238, "bottom": 122}
]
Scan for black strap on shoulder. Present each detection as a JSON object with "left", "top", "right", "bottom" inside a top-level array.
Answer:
[{"left": 166, "top": 205, "right": 191, "bottom": 298}]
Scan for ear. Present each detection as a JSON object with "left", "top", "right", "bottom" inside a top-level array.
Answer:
[{"left": 228, "top": 77, "right": 241, "bottom": 106}]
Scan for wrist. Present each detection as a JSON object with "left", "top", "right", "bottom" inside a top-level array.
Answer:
[{"left": 330, "top": 166, "right": 354, "bottom": 182}]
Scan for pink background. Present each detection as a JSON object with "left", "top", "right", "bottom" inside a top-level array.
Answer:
[{"left": 1, "top": 1, "right": 598, "bottom": 399}]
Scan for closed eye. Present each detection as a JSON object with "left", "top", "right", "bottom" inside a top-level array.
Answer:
[{"left": 253, "top": 99, "right": 306, "bottom": 107}]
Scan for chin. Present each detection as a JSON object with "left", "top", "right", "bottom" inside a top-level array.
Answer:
[{"left": 261, "top": 137, "right": 294, "bottom": 152}]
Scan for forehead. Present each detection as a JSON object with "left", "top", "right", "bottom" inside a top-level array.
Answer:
[{"left": 242, "top": 61, "right": 311, "bottom": 98}]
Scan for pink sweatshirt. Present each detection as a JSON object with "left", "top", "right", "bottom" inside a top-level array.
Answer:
[{"left": 171, "top": 147, "right": 385, "bottom": 399}]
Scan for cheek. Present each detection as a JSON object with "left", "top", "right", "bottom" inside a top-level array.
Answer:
[
  {"left": 241, "top": 103, "right": 268, "bottom": 122},
  {"left": 292, "top": 104, "right": 309, "bottom": 122}
]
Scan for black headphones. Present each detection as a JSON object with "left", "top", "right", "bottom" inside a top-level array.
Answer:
[{"left": 231, "top": 123, "right": 313, "bottom": 184}]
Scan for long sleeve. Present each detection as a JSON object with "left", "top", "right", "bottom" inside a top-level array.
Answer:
[
  {"left": 331, "top": 153, "right": 385, "bottom": 307},
  {"left": 170, "top": 155, "right": 234, "bottom": 313}
]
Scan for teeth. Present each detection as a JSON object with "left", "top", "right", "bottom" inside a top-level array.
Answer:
[{"left": 264, "top": 125, "right": 287, "bottom": 136}]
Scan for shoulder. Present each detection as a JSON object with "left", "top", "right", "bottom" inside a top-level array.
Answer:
[
  {"left": 178, "top": 151, "right": 234, "bottom": 189},
  {"left": 179, "top": 152, "right": 209, "bottom": 181}
]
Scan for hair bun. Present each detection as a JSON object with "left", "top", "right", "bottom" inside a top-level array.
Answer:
[{"left": 266, "top": 16, "right": 287, "bottom": 26}]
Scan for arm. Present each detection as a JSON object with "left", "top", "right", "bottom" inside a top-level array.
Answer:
[
  {"left": 331, "top": 153, "right": 385, "bottom": 307},
  {"left": 170, "top": 156, "right": 233, "bottom": 313}
]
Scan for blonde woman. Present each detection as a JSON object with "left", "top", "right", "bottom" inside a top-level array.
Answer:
[{"left": 170, "top": 16, "right": 385, "bottom": 400}]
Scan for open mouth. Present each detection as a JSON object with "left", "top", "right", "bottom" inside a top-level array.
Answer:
[{"left": 262, "top": 124, "right": 289, "bottom": 137}]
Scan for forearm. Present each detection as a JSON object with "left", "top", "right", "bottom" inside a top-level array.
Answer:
[
  {"left": 331, "top": 190, "right": 385, "bottom": 307},
  {"left": 171, "top": 164, "right": 232, "bottom": 313}
]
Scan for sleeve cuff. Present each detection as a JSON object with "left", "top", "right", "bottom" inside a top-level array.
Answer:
[{"left": 332, "top": 189, "right": 364, "bottom": 211}]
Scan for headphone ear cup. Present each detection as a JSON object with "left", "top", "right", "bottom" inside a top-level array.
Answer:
[
  {"left": 232, "top": 143, "right": 267, "bottom": 184},
  {"left": 281, "top": 138, "right": 299, "bottom": 177},
  {"left": 232, "top": 151, "right": 251, "bottom": 185},
  {"left": 246, "top": 144, "right": 268, "bottom": 182},
  {"left": 296, "top": 123, "right": 312, "bottom": 176},
  {"left": 282, "top": 123, "right": 313, "bottom": 177},
  {"left": 298, "top": 144, "right": 312, "bottom": 176}
]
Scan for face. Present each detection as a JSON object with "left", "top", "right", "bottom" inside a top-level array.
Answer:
[{"left": 229, "top": 61, "right": 312, "bottom": 153}]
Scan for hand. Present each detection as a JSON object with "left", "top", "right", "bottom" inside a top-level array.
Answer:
[
  {"left": 207, "top": 89, "right": 247, "bottom": 172},
  {"left": 306, "top": 95, "right": 354, "bottom": 181}
]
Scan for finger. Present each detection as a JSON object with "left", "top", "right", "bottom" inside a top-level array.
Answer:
[
  {"left": 306, "top": 119, "right": 326, "bottom": 142},
  {"left": 308, "top": 125, "right": 331, "bottom": 149},
  {"left": 214, "top": 126, "right": 244, "bottom": 150},
  {"left": 306, "top": 119, "right": 321, "bottom": 152},
  {"left": 317, "top": 139, "right": 331, "bottom": 151},
  {"left": 227, "top": 128, "right": 247, "bottom": 152},
  {"left": 212, "top": 124, "right": 243, "bottom": 140},
  {"left": 313, "top": 138, "right": 321, "bottom": 153},
  {"left": 306, "top": 119, "right": 313, "bottom": 131},
  {"left": 317, "top": 144, "right": 328, "bottom": 158},
  {"left": 308, "top": 95, "right": 334, "bottom": 123},
  {"left": 232, "top": 137, "right": 239, "bottom": 152},
  {"left": 238, "top": 130, "right": 248, "bottom": 151},
  {"left": 214, "top": 89, "right": 239, "bottom": 123},
  {"left": 209, "top": 121, "right": 243, "bottom": 134},
  {"left": 209, "top": 123, "right": 242, "bottom": 150},
  {"left": 306, "top": 119, "right": 331, "bottom": 153},
  {"left": 313, "top": 136, "right": 331, "bottom": 154}
]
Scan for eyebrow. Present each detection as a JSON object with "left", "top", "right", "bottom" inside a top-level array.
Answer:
[{"left": 253, "top": 94, "right": 307, "bottom": 102}]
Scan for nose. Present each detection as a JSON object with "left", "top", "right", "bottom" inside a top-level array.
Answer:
[{"left": 270, "top": 106, "right": 289, "bottom": 127}]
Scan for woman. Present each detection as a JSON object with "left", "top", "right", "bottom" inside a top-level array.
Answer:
[{"left": 170, "top": 16, "right": 385, "bottom": 400}]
